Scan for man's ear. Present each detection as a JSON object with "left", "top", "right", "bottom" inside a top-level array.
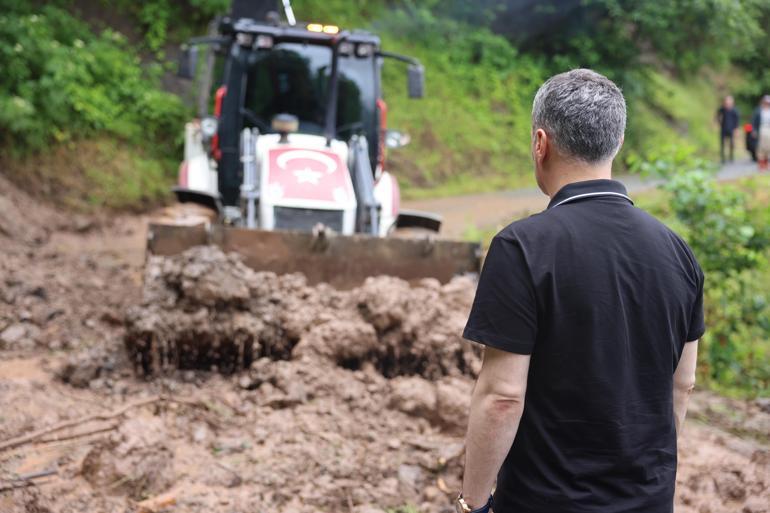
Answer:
[{"left": 533, "top": 128, "right": 548, "bottom": 164}]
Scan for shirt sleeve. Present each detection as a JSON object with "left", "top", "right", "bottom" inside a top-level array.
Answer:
[
  {"left": 463, "top": 235, "right": 538, "bottom": 354},
  {"left": 686, "top": 265, "right": 705, "bottom": 342}
]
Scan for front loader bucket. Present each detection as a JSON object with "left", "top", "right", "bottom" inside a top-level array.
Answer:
[{"left": 147, "top": 221, "right": 481, "bottom": 289}]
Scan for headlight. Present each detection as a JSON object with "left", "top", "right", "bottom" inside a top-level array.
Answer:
[{"left": 200, "top": 116, "right": 218, "bottom": 139}]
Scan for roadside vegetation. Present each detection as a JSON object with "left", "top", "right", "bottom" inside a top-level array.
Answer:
[
  {"left": 2, "top": 0, "right": 768, "bottom": 205},
  {"left": 638, "top": 156, "right": 770, "bottom": 398}
]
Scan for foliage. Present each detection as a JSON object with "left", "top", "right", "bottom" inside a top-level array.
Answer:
[
  {"left": 376, "top": 6, "right": 549, "bottom": 194},
  {"left": 111, "top": 0, "right": 228, "bottom": 54},
  {"left": 432, "top": 0, "right": 763, "bottom": 75},
  {"left": 644, "top": 155, "right": 770, "bottom": 396},
  {"left": 733, "top": 3, "right": 770, "bottom": 106},
  {"left": 0, "top": 5, "right": 186, "bottom": 154}
]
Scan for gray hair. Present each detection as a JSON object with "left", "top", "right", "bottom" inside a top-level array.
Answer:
[{"left": 532, "top": 69, "right": 626, "bottom": 163}]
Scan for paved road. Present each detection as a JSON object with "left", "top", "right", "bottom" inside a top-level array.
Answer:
[{"left": 403, "top": 159, "right": 759, "bottom": 239}]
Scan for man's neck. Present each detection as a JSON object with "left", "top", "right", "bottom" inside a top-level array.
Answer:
[{"left": 544, "top": 160, "right": 613, "bottom": 198}]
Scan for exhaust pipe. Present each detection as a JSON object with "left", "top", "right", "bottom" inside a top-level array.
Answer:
[{"left": 240, "top": 128, "right": 259, "bottom": 229}]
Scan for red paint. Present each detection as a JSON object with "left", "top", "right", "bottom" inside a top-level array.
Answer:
[
  {"left": 178, "top": 160, "right": 189, "bottom": 188},
  {"left": 211, "top": 86, "right": 227, "bottom": 160},
  {"left": 376, "top": 98, "right": 388, "bottom": 171},
  {"left": 391, "top": 174, "right": 401, "bottom": 218},
  {"left": 266, "top": 147, "right": 354, "bottom": 205}
]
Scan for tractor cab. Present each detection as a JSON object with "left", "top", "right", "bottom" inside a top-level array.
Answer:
[{"left": 177, "top": 11, "right": 425, "bottom": 237}]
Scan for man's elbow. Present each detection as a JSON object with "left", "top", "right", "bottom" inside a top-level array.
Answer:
[
  {"left": 477, "top": 390, "right": 526, "bottom": 420},
  {"left": 674, "top": 373, "right": 696, "bottom": 395}
]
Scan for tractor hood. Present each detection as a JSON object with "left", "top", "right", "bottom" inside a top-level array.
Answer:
[{"left": 256, "top": 133, "right": 357, "bottom": 234}]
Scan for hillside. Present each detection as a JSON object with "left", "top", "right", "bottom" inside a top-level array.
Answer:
[{"left": 0, "top": 0, "right": 755, "bottom": 206}]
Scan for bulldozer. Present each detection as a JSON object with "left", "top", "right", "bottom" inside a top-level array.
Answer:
[{"left": 148, "top": 0, "right": 481, "bottom": 288}]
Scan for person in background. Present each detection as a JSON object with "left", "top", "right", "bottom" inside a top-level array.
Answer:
[
  {"left": 751, "top": 95, "right": 770, "bottom": 171},
  {"left": 717, "top": 95, "right": 740, "bottom": 163},
  {"left": 744, "top": 122, "right": 757, "bottom": 162}
]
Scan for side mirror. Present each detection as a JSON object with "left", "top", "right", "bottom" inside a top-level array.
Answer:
[
  {"left": 407, "top": 64, "right": 424, "bottom": 99},
  {"left": 178, "top": 45, "right": 198, "bottom": 80},
  {"left": 385, "top": 129, "right": 411, "bottom": 149}
]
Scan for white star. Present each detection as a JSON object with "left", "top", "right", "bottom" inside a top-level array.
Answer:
[{"left": 294, "top": 167, "right": 322, "bottom": 185}]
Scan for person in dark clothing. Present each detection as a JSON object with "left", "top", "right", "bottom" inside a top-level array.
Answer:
[
  {"left": 745, "top": 123, "right": 757, "bottom": 161},
  {"left": 717, "top": 95, "right": 740, "bottom": 163},
  {"left": 457, "top": 69, "right": 704, "bottom": 513}
]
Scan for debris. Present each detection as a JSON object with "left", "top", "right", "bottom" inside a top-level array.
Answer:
[
  {"left": 1, "top": 323, "right": 28, "bottom": 347},
  {"left": 135, "top": 492, "right": 177, "bottom": 513},
  {"left": 0, "top": 395, "right": 210, "bottom": 453},
  {"left": 124, "top": 247, "right": 482, "bottom": 378},
  {"left": 0, "top": 468, "right": 58, "bottom": 493}
]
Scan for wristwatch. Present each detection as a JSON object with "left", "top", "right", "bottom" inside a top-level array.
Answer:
[{"left": 455, "top": 494, "right": 493, "bottom": 513}]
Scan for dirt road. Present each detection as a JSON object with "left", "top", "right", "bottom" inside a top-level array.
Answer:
[
  {"left": 405, "top": 160, "right": 759, "bottom": 238},
  {"left": 1, "top": 173, "right": 768, "bottom": 512}
]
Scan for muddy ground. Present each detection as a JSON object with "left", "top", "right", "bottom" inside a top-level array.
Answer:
[{"left": 1, "top": 174, "right": 768, "bottom": 513}]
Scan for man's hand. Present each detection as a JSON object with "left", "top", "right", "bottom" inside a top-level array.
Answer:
[{"left": 461, "top": 347, "right": 530, "bottom": 508}]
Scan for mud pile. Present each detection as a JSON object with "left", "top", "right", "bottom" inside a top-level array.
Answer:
[{"left": 125, "top": 246, "right": 482, "bottom": 379}]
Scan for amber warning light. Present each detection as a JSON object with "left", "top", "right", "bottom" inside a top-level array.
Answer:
[{"left": 307, "top": 23, "right": 340, "bottom": 34}]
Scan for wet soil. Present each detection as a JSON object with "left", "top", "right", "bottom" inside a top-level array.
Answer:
[{"left": 1, "top": 173, "right": 768, "bottom": 513}]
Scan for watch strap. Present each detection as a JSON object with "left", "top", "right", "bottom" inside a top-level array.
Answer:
[
  {"left": 457, "top": 494, "right": 492, "bottom": 513},
  {"left": 470, "top": 495, "right": 493, "bottom": 513}
]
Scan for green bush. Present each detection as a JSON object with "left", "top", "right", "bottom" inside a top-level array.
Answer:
[
  {"left": 0, "top": 5, "right": 186, "bottom": 153},
  {"left": 112, "top": 0, "right": 229, "bottom": 54},
  {"left": 649, "top": 155, "right": 770, "bottom": 396}
]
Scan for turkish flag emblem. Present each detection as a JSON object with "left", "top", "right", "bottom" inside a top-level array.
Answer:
[{"left": 266, "top": 147, "right": 355, "bottom": 206}]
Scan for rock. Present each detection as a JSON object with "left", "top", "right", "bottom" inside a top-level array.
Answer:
[
  {"left": 72, "top": 215, "right": 95, "bottom": 233},
  {"left": 743, "top": 497, "right": 769, "bottom": 513},
  {"left": 434, "top": 376, "right": 472, "bottom": 432},
  {"left": 56, "top": 346, "right": 117, "bottom": 388},
  {"left": 81, "top": 443, "right": 174, "bottom": 499},
  {"left": 202, "top": 463, "right": 243, "bottom": 488},
  {"left": 387, "top": 438, "right": 401, "bottom": 450},
  {"left": 192, "top": 423, "right": 209, "bottom": 443},
  {"left": 423, "top": 485, "right": 441, "bottom": 501},
  {"left": 397, "top": 463, "right": 423, "bottom": 490},
  {"left": 713, "top": 470, "right": 746, "bottom": 501},
  {"left": 0, "top": 323, "right": 26, "bottom": 347},
  {"left": 81, "top": 416, "right": 174, "bottom": 500},
  {"left": 211, "top": 437, "right": 249, "bottom": 454},
  {"left": 389, "top": 376, "right": 437, "bottom": 419},
  {"left": 388, "top": 375, "right": 472, "bottom": 432},
  {"left": 292, "top": 320, "right": 378, "bottom": 363}
]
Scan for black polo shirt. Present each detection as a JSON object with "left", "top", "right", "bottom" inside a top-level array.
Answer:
[{"left": 463, "top": 179, "right": 705, "bottom": 513}]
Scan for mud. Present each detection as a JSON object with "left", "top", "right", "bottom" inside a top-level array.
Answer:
[
  {"left": 124, "top": 246, "right": 482, "bottom": 379},
  {"left": 1, "top": 173, "right": 768, "bottom": 513}
]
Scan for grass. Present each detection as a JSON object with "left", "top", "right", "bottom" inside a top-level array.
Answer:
[{"left": 2, "top": 138, "right": 175, "bottom": 212}]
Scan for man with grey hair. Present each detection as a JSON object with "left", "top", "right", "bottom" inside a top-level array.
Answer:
[{"left": 455, "top": 69, "right": 704, "bottom": 513}]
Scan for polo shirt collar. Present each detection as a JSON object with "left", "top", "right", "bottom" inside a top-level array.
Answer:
[{"left": 547, "top": 179, "right": 633, "bottom": 209}]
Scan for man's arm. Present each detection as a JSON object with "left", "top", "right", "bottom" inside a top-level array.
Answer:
[
  {"left": 461, "top": 347, "right": 531, "bottom": 508},
  {"left": 673, "top": 340, "right": 698, "bottom": 436}
]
